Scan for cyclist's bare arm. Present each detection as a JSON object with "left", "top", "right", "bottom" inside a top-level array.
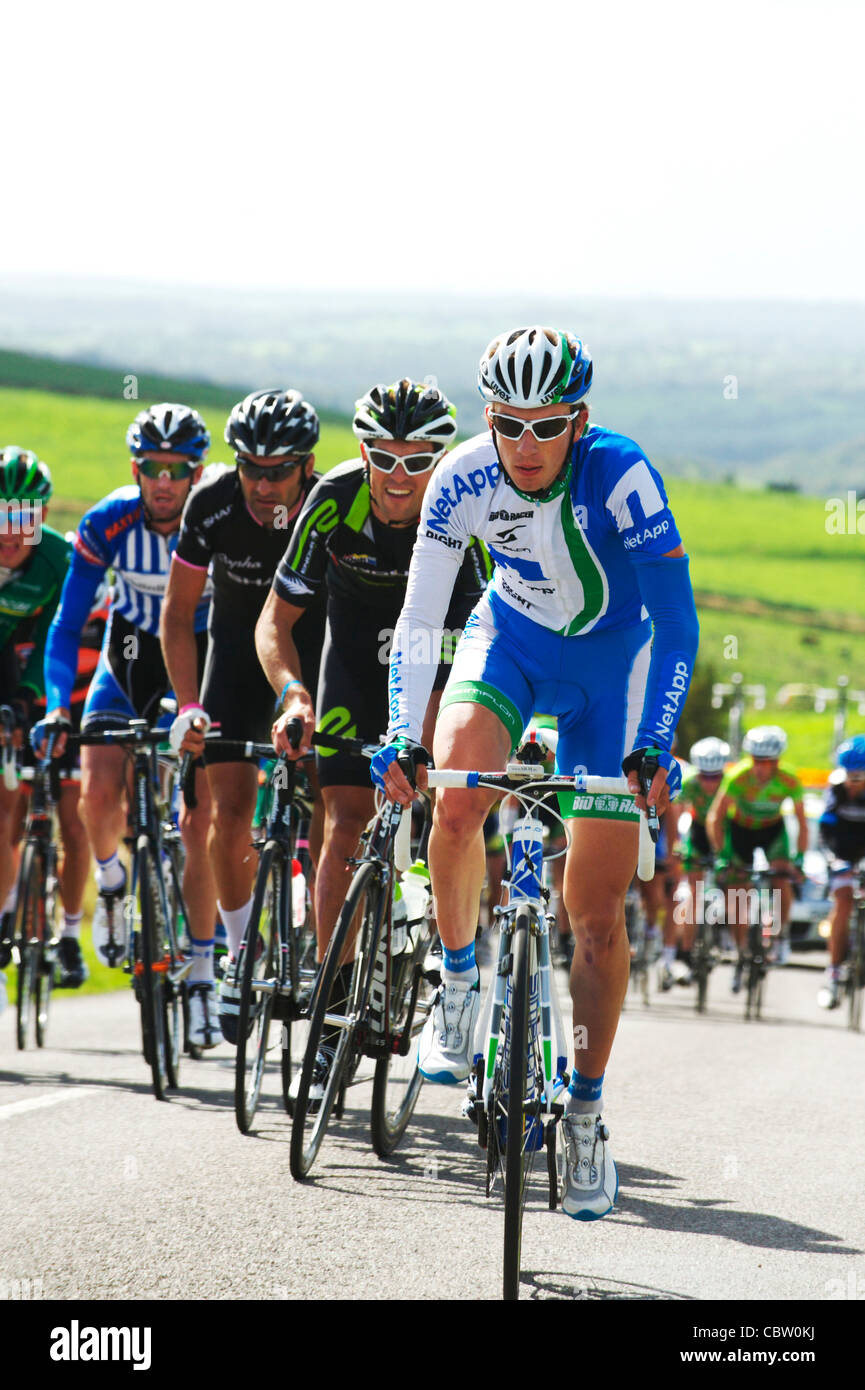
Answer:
[
  {"left": 254, "top": 588, "right": 315, "bottom": 756},
  {"left": 705, "top": 790, "right": 731, "bottom": 851},
  {"left": 793, "top": 797, "right": 808, "bottom": 857},
  {"left": 161, "top": 558, "right": 208, "bottom": 709}
]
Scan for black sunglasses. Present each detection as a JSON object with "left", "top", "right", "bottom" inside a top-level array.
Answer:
[
  {"left": 136, "top": 457, "right": 197, "bottom": 481},
  {"left": 237, "top": 454, "right": 310, "bottom": 482}
]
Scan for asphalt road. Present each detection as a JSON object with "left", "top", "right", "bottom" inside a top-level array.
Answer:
[{"left": 1, "top": 950, "right": 862, "bottom": 1305}]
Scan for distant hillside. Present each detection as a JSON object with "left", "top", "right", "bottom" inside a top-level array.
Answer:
[
  {"left": 1, "top": 278, "right": 863, "bottom": 494},
  {"left": 0, "top": 348, "right": 347, "bottom": 426}
]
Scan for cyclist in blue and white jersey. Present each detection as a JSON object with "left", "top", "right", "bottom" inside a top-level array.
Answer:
[
  {"left": 38, "top": 404, "right": 223, "bottom": 1048},
  {"left": 817, "top": 736, "right": 865, "bottom": 1009},
  {"left": 374, "top": 327, "right": 699, "bottom": 1221}
]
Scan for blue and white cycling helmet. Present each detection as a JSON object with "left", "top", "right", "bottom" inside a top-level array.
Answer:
[
  {"left": 126, "top": 403, "right": 210, "bottom": 461},
  {"left": 837, "top": 736, "right": 865, "bottom": 772},
  {"left": 689, "top": 737, "right": 730, "bottom": 774},
  {"left": 742, "top": 725, "right": 787, "bottom": 759},
  {"left": 478, "top": 326, "right": 593, "bottom": 408}
]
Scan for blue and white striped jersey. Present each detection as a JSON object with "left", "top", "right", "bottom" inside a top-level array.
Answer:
[{"left": 44, "top": 486, "right": 210, "bottom": 711}]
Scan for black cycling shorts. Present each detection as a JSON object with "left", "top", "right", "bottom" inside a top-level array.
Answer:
[
  {"left": 201, "top": 621, "right": 320, "bottom": 766},
  {"left": 315, "top": 609, "right": 450, "bottom": 790}
]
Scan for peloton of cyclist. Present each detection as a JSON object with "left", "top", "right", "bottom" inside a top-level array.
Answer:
[
  {"left": 161, "top": 388, "right": 326, "bottom": 1045},
  {"left": 257, "top": 378, "right": 491, "bottom": 1099},
  {"left": 38, "top": 405, "right": 222, "bottom": 1049},
  {"left": 705, "top": 724, "right": 806, "bottom": 991},
  {"left": 0, "top": 449, "right": 91, "bottom": 1004},
  {"left": 373, "top": 326, "right": 700, "bottom": 1220},
  {"left": 817, "top": 735, "right": 865, "bottom": 1009},
  {"left": 672, "top": 736, "right": 730, "bottom": 979}
]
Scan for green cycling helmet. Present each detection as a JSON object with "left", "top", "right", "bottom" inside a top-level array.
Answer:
[{"left": 0, "top": 446, "right": 53, "bottom": 502}]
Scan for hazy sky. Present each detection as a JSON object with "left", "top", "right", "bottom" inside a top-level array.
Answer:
[{"left": 6, "top": 0, "right": 863, "bottom": 300}]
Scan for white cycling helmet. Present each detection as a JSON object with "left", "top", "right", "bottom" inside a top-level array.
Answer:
[
  {"left": 689, "top": 737, "right": 730, "bottom": 774},
  {"left": 478, "top": 326, "right": 593, "bottom": 408},
  {"left": 742, "top": 725, "right": 787, "bottom": 759}
]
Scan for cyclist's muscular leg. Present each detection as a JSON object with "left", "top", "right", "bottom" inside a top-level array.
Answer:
[
  {"left": 178, "top": 764, "right": 217, "bottom": 939},
  {"left": 56, "top": 785, "right": 90, "bottom": 915},
  {"left": 769, "top": 859, "right": 794, "bottom": 929},
  {"left": 205, "top": 761, "right": 259, "bottom": 911},
  {"left": 0, "top": 782, "right": 23, "bottom": 912},
  {"left": 79, "top": 745, "right": 128, "bottom": 863},
  {"left": 429, "top": 702, "right": 508, "bottom": 951},
  {"left": 564, "top": 818, "right": 637, "bottom": 1079},
  {"left": 316, "top": 784, "right": 375, "bottom": 960},
  {"left": 828, "top": 885, "right": 853, "bottom": 968}
]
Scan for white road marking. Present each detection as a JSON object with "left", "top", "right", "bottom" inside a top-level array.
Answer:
[{"left": 0, "top": 1089, "right": 97, "bottom": 1120}]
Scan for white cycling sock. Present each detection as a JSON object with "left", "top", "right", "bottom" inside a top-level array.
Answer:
[
  {"left": 95, "top": 853, "right": 125, "bottom": 892},
  {"left": 218, "top": 899, "right": 254, "bottom": 959},
  {"left": 188, "top": 936, "right": 215, "bottom": 984},
  {"left": 62, "top": 911, "right": 83, "bottom": 940},
  {"left": 2, "top": 885, "right": 16, "bottom": 917}
]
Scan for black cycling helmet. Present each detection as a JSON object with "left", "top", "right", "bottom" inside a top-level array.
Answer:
[
  {"left": 353, "top": 378, "right": 457, "bottom": 446},
  {"left": 225, "top": 388, "right": 320, "bottom": 458},
  {"left": 0, "top": 446, "right": 53, "bottom": 502},
  {"left": 126, "top": 403, "right": 210, "bottom": 461}
]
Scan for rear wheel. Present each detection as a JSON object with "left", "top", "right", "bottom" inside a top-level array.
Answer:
[
  {"left": 235, "top": 844, "right": 281, "bottom": 1133},
  {"left": 370, "top": 910, "right": 438, "bottom": 1158},
  {"left": 289, "top": 861, "right": 376, "bottom": 1180}
]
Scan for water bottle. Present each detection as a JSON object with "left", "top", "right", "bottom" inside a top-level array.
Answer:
[
  {"left": 391, "top": 883, "right": 408, "bottom": 955},
  {"left": 291, "top": 858, "right": 309, "bottom": 931},
  {"left": 399, "top": 860, "right": 430, "bottom": 927},
  {"left": 509, "top": 815, "right": 544, "bottom": 897}
]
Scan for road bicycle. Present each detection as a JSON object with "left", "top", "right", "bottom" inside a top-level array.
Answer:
[
  {"left": 76, "top": 721, "right": 192, "bottom": 1099},
  {"left": 845, "top": 862, "right": 865, "bottom": 1031},
  {"left": 729, "top": 863, "right": 797, "bottom": 1021},
  {"left": 194, "top": 732, "right": 317, "bottom": 1134},
  {"left": 290, "top": 736, "right": 439, "bottom": 1178},
  {"left": 689, "top": 858, "right": 718, "bottom": 1014},
  {"left": 429, "top": 744, "right": 655, "bottom": 1301},
  {"left": 624, "top": 884, "right": 651, "bottom": 1007},
  {"left": 11, "top": 733, "right": 65, "bottom": 1049}
]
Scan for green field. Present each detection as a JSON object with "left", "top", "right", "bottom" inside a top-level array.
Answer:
[
  {"left": 0, "top": 384, "right": 357, "bottom": 536},
  {"left": 1, "top": 358, "right": 861, "bottom": 770}
]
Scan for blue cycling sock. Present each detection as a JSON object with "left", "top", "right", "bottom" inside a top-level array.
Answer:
[
  {"left": 442, "top": 941, "right": 479, "bottom": 988},
  {"left": 566, "top": 1069, "right": 604, "bottom": 1114}
]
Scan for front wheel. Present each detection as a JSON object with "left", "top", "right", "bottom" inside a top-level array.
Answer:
[
  {"left": 235, "top": 844, "right": 281, "bottom": 1133},
  {"left": 136, "top": 838, "right": 172, "bottom": 1101},
  {"left": 14, "top": 844, "right": 42, "bottom": 1051},
  {"left": 848, "top": 908, "right": 865, "bottom": 1032},
  {"left": 289, "top": 861, "right": 377, "bottom": 1181},
  {"left": 503, "top": 904, "right": 536, "bottom": 1302},
  {"left": 370, "top": 914, "right": 438, "bottom": 1158}
]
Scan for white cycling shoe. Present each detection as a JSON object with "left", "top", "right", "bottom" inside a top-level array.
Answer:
[
  {"left": 417, "top": 980, "right": 480, "bottom": 1084},
  {"left": 187, "top": 982, "right": 224, "bottom": 1049},
  {"left": 561, "top": 1111, "right": 618, "bottom": 1221},
  {"left": 92, "top": 875, "right": 128, "bottom": 967}
]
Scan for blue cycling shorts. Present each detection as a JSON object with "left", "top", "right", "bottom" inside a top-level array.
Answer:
[{"left": 440, "top": 591, "right": 651, "bottom": 818}]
